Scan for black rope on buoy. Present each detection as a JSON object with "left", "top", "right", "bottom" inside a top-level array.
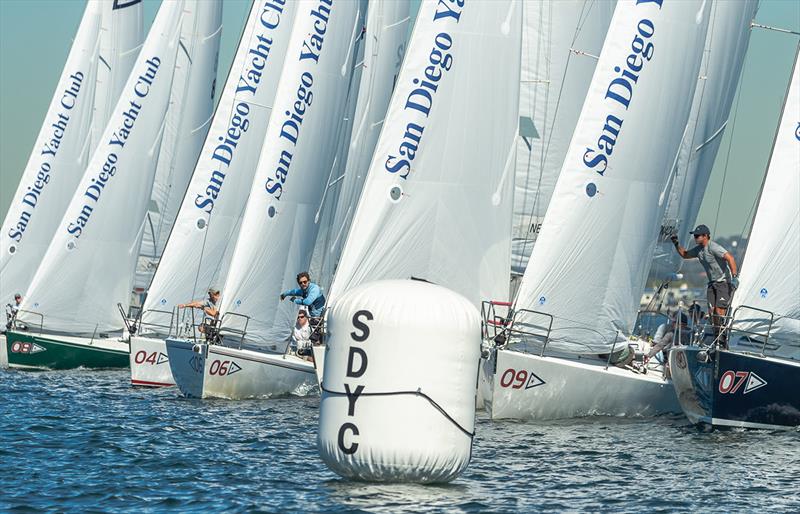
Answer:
[{"left": 320, "top": 385, "right": 475, "bottom": 438}]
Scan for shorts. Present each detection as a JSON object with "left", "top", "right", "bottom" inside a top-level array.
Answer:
[{"left": 707, "top": 281, "right": 732, "bottom": 310}]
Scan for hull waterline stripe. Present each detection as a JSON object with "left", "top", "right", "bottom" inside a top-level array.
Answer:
[{"left": 131, "top": 379, "right": 174, "bottom": 387}]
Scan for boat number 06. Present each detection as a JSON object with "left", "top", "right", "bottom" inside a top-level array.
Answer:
[
  {"left": 209, "top": 359, "right": 237, "bottom": 376},
  {"left": 500, "top": 368, "right": 529, "bottom": 389}
]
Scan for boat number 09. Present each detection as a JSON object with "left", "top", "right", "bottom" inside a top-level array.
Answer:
[
  {"left": 500, "top": 368, "right": 529, "bottom": 389},
  {"left": 209, "top": 360, "right": 232, "bottom": 376},
  {"left": 718, "top": 370, "right": 749, "bottom": 394}
]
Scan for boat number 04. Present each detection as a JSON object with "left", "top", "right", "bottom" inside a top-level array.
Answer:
[
  {"left": 209, "top": 359, "right": 242, "bottom": 376},
  {"left": 499, "top": 368, "right": 545, "bottom": 390},
  {"left": 718, "top": 370, "right": 767, "bottom": 395},
  {"left": 133, "top": 351, "right": 168, "bottom": 365}
]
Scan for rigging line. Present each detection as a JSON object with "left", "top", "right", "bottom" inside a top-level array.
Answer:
[{"left": 319, "top": 385, "right": 475, "bottom": 438}]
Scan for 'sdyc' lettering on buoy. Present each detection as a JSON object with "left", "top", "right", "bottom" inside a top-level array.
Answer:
[{"left": 337, "top": 309, "right": 373, "bottom": 455}]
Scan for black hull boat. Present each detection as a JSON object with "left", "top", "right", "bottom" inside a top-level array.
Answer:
[{"left": 670, "top": 346, "right": 800, "bottom": 430}]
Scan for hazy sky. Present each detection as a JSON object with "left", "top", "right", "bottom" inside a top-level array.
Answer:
[{"left": 1, "top": 0, "right": 798, "bottom": 237}]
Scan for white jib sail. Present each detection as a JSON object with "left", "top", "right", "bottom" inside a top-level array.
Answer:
[
  {"left": 218, "top": 0, "right": 363, "bottom": 344},
  {"left": 0, "top": 0, "right": 143, "bottom": 304},
  {"left": 18, "top": 1, "right": 188, "bottom": 334},
  {"left": 141, "top": 0, "right": 298, "bottom": 324},
  {"left": 511, "top": 0, "right": 615, "bottom": 276},
  {"left": 658, "top": 0, "right": 758, "bottom": 252},
  {"left": 319, "top": 0, "right": 411, "bottom": 284},
  {"left": 328, "top": 0, "right": 522, "bottom": 308},
  {"left": 514, "top": 0, "right": 710, "bottom": 354},
  {"left": 134, "top": 1, "right": 223, "bottom": 289},
  {"left": 731, "top": 47, "right": 800, "bottom": 351}
]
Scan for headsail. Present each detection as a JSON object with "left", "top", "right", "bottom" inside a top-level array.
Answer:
[
  {"left": 18, "top": 1, "right": 188, "bottom": 334},
  {"left": 511, "top": 0, "right": 614, "bottom": 275},
  {"left": 328, "top": 0, "right": 522, "bottom": 307},
  {"left": 217, "top": 0, "right": 364, "bottom": 344},
  {"left": 657, "top": 0, "right": 759, "bottom": 257},
  {"left": 134, "top": 2, "right": 224, "bottom": 289},
  {"left": 731, "top": 47, "right": 800, "bottom": 354},
  {"left": 514, "top": 0, "right": 710, "bottom": 353},
  {"left": 141, "top": 0, "right": 298, "bottom": 325},
  {"left": 0, "top": 0, "right": 143, "bottom": 303}
]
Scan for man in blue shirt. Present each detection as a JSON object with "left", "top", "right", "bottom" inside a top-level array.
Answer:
[{"left": 280, "top": 271, "right": 326, "bottom": 318}]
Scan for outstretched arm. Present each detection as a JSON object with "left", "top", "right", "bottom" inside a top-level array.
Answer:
[
  {"left": 293, "top": 284, "right": 321, "bottom": 306},
  {"left": 724, "top": 252, "right": 738, "bottom": 277},
  {"left": 670, "top": 235, "right": 691, "bottom": 259},
  {"left": 178, "top": 300, "right": 204, "bottom": 309}
]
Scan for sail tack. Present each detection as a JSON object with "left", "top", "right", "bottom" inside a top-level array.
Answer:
[
  {"left": 515, "top": 0, "right": 711, "bottom": 353},
  {"left": 329, "top": 0, "right": 522, "bottom": 307},
  {"left": 0, "top": 0, "right": 144, "bottom": 304}
]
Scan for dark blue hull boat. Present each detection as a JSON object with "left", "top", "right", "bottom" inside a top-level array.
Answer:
[{"left": 670, "top": 346, "right": 800, "bottom": 430}]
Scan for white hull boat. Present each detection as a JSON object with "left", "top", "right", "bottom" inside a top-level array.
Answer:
[
  {"left": 484, "top": 348, "right": 681, "bottom": 420},
  {"left": 129, "top": 336, "right": 174, "bottom": 387},
  {"left": 165, "top": 338, "right": 316, "bottom": 399}
]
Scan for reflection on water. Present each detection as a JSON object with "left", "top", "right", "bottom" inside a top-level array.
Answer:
[{"left": 1, "top": 368, "right": 798, "bottom": 512}]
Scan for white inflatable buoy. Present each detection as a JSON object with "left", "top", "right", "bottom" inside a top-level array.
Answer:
[{"left": 318, "top": 279, "right": 481, "bottom": 483}]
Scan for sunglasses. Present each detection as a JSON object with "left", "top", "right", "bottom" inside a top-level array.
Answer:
[
  {"left": 299, "top": 279, "right": 309, "bottom": 285},
  {"left": 297, "top": 314, "right": 306, "bottom": 319}
]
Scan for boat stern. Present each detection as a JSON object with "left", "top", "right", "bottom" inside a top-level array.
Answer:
[
  {"left": 165, "top": 338, "right": 206, "bottom": 398},
  {"left": 130, "top": 336, "right": 175, "bottom": 387}
]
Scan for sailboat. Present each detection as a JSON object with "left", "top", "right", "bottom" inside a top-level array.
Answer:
[
  {"left": 670, "top": 45, "right": 800, "bottom": 430},
  {"left": 483, "top": 0, "right": 711, "bottom": 420},
  {"left": 165, "top": 0, "right": 364, "bottom": 399},
  {"left": 7, "top": 0, "right": 220, "bottom": 370},
  {"left": 129, "top": 0, "right": 298, "bottom": 387},
  {"left": 1, "top": 0, "right": 143, "bottom": 320},
  {"left": 313, "top": 0, "right": 522, "bottom": 383}
]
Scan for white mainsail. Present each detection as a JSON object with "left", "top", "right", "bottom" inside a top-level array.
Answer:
[
  {"left": 658, "top": 0, "right": 759, "bottom": 251},
  {"left": 511, "top": 0, "right": 614, "bottom": 275},
  {"left": 135, "top": 2, "right": 223, "bottom": 289},
  {"left": 141, "top": 0, "right": 298, "bottom": 322},
  {"left": 514, "top": 0, "right": 710, "bottom": 353},
  {"left": 0, "top": 0, "right": 143, "bottom": 303},
  {"left": 217, "top": 0, "right": 363, "bottom": 344},
  {"left": 318, "top": 0, "right": 411, "bottom": 285},
  {"left": 328, "top": 0, "right": 522, "bottom": 307},
  {"left": 731, "top": 47, "right": 799, "bottom": 353},
  {"left": 18, "top": 1, "right": 188, "bottom": 334}
]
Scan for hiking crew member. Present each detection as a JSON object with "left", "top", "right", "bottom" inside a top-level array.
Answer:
[
  {"left": 280, "top": 272, "right": 326, "bottom": 319},
  {"left": 671, "top": 224, "right": 738, "bottom": 346},
  {"left": 291, "top": 309, "right": 313, "bottom": 359},
  {"left": 178, "top": 288, "right": 220, "bottom": 333},
  {"left": 5, "top": 293, "right": 22, "bottom": 330}
]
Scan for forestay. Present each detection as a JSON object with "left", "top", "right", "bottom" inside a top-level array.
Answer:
[
  {"left": 514, "top": 0, "right": 710, "bottom": 354},
  {"left": 318, "top": 0, "right": 411, "bottom": 285},
  {"left": 731, "top": 49, "right": 800, "bottom": 353},
  {"left": 141, "top": 0, "right": 297, "bottom": 327},
  {"left": 135, "top": 2, "right": 223, "bottom": 289},
  {"left": 0, "top": 0, "right": 143, "bottom": 304},
  {"left": 328, "top": 0, "right": 522, "bottom": 307},
  {"left": 658, "top": 0, "right": 758, "bottom": 255},
  {"left": 18, "top": 1, "right": 187, "bottom": 334},
  {"left": 218, "top": 0, "right": 363, "bottom": 345},
  {"left": 511, "top": 0, "right": 614, "bottom": 275}
]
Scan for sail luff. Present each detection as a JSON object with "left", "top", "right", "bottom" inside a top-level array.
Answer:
[
  {"left": 141, "top": 0, "right": 298, "bottom": 323},
  {"left": 514, "top": 0, "right": 711, "bottom": 353},
  {"left": 18, "top": 0, "right": 188, "bottom": 334},
  {"left": 730, "top": 45, "right": 800, "bottom": 352}
]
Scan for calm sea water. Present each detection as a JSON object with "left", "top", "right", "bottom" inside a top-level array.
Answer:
[{"left": 1, "top": 368, "right": 798, "bottom": 513}]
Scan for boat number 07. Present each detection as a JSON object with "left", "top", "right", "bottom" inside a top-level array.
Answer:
[{"left": 500, "top": 368, "right": 528, "bottom": 389}]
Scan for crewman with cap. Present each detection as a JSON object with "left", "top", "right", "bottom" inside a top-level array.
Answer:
[
  {"left": 671, "top": 224, "right": 738, "bottom": 346},
  {"left": 178, "top": 288, "right": 221, "bottom": 334}
]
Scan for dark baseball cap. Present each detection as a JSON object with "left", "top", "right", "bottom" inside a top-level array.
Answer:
[{"left": 690, "top": 224, "right": 711, "bottom": 236}]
